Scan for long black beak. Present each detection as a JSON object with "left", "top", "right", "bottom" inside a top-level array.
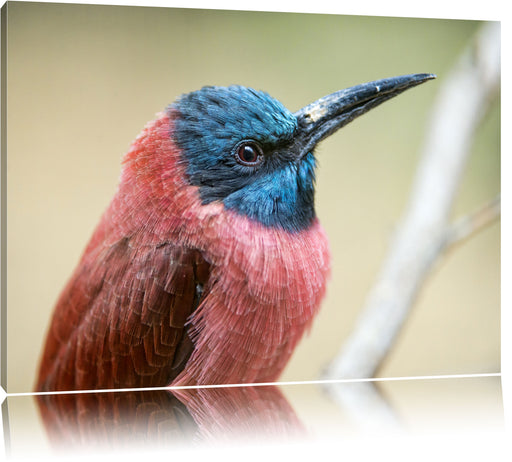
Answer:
[{"left": 294, "top": 73, "right": 436, "bottom": 155}]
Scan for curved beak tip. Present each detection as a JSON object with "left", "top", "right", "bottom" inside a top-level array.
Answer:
[{"left": 295, "top": 73, "right": 436, "bottom": 153}]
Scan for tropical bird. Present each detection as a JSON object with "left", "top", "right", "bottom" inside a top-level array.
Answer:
[{"left": 36, "top": 74, "right": 435, "bottom": 392}]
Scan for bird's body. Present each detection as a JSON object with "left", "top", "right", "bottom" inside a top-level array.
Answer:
[
  {"left": 37, "top": 112, "right": 329, "bottom": 391},
  {"left": 36, "top": 75, "right": 434, "bottom": 391}
]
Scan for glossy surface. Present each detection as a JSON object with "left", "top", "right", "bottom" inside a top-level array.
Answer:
[{"left": 2, "top": 376, "right": 505, "bottom": 459}]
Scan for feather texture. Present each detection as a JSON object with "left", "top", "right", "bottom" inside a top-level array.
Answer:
[
  {"left": 36, "top": 112, "right": 330, "bottom": 391},
  {"left": 36, "top": 386, "right": 302, "bottom": 449}
]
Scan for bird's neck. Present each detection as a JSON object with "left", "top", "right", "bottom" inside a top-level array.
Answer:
[
  {"left": 222, "top": 152, "right": 317, "bottom": 233},
  {"left": 85, "top": 113, "right": 196, "bottom": 250}
]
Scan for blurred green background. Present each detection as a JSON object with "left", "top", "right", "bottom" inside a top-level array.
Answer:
[{"left": 5, "top": 2, "right": 500, "bottom": 392}]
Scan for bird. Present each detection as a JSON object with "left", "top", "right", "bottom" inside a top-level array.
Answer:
[{"left": 36, "top": 73, "right": 435, "bottom": 392}]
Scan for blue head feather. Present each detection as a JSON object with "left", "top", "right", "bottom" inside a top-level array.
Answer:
[{"left": 169, "top": 85, "right": 317, "bottom": 232}]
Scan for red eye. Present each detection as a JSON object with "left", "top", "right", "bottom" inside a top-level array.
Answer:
[{"left": 235, "top": 141, "right": 264, "bottom": 166}]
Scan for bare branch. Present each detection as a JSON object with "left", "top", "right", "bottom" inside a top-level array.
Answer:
[
  {"left": 443, "top": 195, "right": 500, "bottom": 251},
  {"left": 323, "top": 22, "right": 500, "bottom": 382}
]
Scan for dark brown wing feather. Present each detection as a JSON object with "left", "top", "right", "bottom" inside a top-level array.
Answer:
[{"left": 36, "top": 239, "right": 210, "bottom": 391}]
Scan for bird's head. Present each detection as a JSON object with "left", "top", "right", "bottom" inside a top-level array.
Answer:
[{"left": 165, "top": 74, "right": 435, "bottom": 232}]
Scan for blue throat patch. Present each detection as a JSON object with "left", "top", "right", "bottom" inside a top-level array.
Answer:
[{"left": 169, "top": 85, "right": 317, "bottom": 233}]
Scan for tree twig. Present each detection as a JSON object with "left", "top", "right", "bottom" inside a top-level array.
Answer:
[{"left": 443, "top": 194, "right": 500, "bottom": 251}]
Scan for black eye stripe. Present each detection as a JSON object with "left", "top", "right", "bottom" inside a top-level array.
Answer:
[{"left": 235, "top": 141, "right": 264, "bottom": 167}]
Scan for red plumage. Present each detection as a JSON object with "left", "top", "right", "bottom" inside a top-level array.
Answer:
[
  {"left": 36, "top": 113, "right": 330, "bottom": 391},
  {"left": 36, "top": 386, "right": 303, "bottom": 449}
]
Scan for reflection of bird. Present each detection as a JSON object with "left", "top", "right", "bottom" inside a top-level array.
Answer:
[
  {"left": 36, "top": 74, "right": 434, "bottom": 391},
  {"left": 174, "top": 385, "right": 304, "bottom": 440},
  {"left": 36, "top": 389, "right": 196, "bottom": 450},
  {"left": 36, "top": 385, "right": 303, "bottom": 450}
]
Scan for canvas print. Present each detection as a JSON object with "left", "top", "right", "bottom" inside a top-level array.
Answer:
[{"left": 1, "top": 3, "right": 500, "bottom": 397}]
